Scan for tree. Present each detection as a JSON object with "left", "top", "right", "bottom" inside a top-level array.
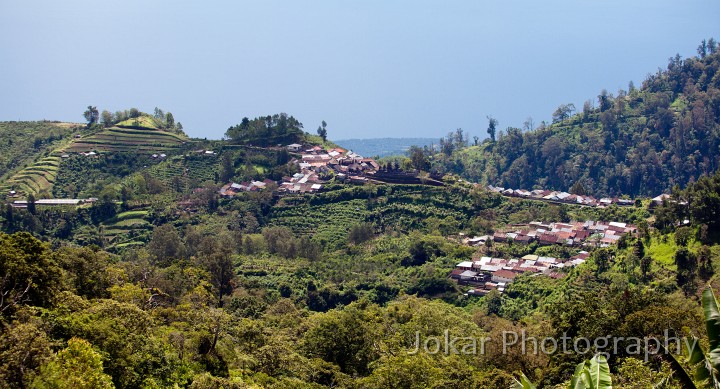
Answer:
[
  {"left": 199, "top": 252, "right": 236, "bottom": 304},
  {"left": 32, "top": 338, "right": 114, "bottom": 389},
  {"left": 220, "top": 153, "right": 234, "bottom": 182},
  {"left": 598, "top": 89, "right": 612, "bottom": 112},
  {"left": 674, "top": 247, "right": 697, "bottom": 292},
  {"left": 675, "top": 226, "right": 692, "bottom": 247},
  {"left": 552, "top": 103, "right": 576, "bottom": 124},
  {"left": 100, "top": 110, "right": 114, "bottom": 128},
  {"left": 698, "top": 39, "right": 708, "bottom": 58},
  {"left": 0, "top": 232, "right": 63, "bottom": 317},
  {"left": 408, "top": 145, "right": 429, "bottom": 171},
  {"left": 303, "top": 303, "right": 380, "bottom": 375},
  {"left": 487, "top": 116, "right": 498, "bottom": 143},
  {"left": 698, "top": 245, "right": 714, "bottom": 279},
  {"left": 147, "top": 224, "right": 185, "bottom": 265},
  {"left": 0, "top": 322, "right": 53, "bottom": 388},
  {"left": 348, "top": 223, "right": 373, "bottom": 244},
  {"left": 317, "top": 126, "right": 327, "bottom": 142},
  {"left": 166, "top": 112, "right": 175, "bottom": 129},
  {"left": 632, "top": 239, "right": 645, "bottom": 261},
  {"left": 640, "top": 255, "right": 653, "bottom": 281},
  {"left": 592, "top": 248, "right": 612, "bottom": 274},
  {"left": 83, "top": 106, "right": 99, "bottom": 127},
  {"left": 522, "top": 116, "right": 534, "bottom": 132},
  {"left": 27, "top": 193, "right": 36, "bottom": 215},
  {"left": 486, "top": 289, "right": 502, "bottom": 316},
  {"left": 708, "top": 38, "right": 717, "bottom": 54},
  {"left": 317, "top": 121, "right": 328, "bottom": 142}
]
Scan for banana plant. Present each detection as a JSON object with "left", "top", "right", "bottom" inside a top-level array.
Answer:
[
  {"left": 511, "top": 355, "right": 612, "bottom": 389},
  {"left": 686, "top": 287, "right": 720, "bottom": 388},
  {"left": 511, "top": 371, "right": 537, "bottom": 389},
  {"left": 569, "top": 355, "right": 613, "bottom": 389},
  {"left": 656, "top": 287, "right": 720, "bottom": 389}
]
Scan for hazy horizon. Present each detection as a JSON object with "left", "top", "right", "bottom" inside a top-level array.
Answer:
[{"left": 1, "top": 0, "right": 718, "bottom": 140}]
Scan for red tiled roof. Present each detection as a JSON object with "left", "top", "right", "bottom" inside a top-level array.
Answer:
[{"left": 493, "top": 270, "right": 518, "bottom": 280}]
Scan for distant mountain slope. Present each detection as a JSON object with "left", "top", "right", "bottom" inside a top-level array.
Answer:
[
  {"left": 0, "top": 121, "right": 80, "bottom": 180},
  {"left": 427, "top": 42, "right": 720, "bottom": 197},
  {"left": 0, "top": 113, "right": 190, "bottom": 198},
  {"left": 334, "top": 137, "right": 438, "bottom": 157}
]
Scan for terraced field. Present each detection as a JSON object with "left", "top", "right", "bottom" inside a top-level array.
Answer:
[
  {"left": 269, "top": 185, "right": 476, "bottom": 246},
  {"left": 270, "top": 198, "right": 371, "bottom": 245},
  {"left": 101, "top": 209, "right": 152, "bottom": 250},
  {"left": 0, "top": 156, "right": 62, "bottom": 197},
  {"left": 64, "top": 126, "right": 186, "bottom": 154}
]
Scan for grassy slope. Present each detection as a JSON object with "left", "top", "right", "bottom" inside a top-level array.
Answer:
[
  {"left": 64, "top": 127, "right": 186, "bottom": 153},
  {"left": 0, "top": 122, "right": 80, "bottom": 180}
]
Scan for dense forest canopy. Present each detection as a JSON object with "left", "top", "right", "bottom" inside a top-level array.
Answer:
[
  {"left": 420, "top": 40, "right": 720, "bottom": 197},
  {"left": 225, "top": 113, "right": 304, "bottom": 146}
]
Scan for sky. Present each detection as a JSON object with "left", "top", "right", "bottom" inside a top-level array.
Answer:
[{"left": 0, "top": 1, "right": 718, "bottom": 141}]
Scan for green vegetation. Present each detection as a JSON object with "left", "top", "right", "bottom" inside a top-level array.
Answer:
[
  {"left": 3, "top": 40, "right": 720, "bottom": 388},
  {"left": 64, "top": 126, "right": 186, "bottom": 154},
  {"left": 415, "top": 46, "right": 720, "bottom": 197},
  {"left": 0, "top": 156, "right": 61, "bottom": 198},
  {"left": 0, "top": 121, "right": 78, "bottom": 186},
  {"left": 225, "top": 113, "right": 304, "bottom": 146}
]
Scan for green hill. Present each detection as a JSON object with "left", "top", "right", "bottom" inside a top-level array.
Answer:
[
  {"left": 423, "top": 45, "right": 720, "bottom": 197},
  {"left": 0, "top": 156, "right": 61, "bottom": 198},
  {"left": 0, "top": 121, "right": 80, "bottom": 181},
  {"left": 64, "top": 126, "right": 186, "bottom": 154},
  {"left": 0, "top": 113, "right": 189, "bottom": 198}
]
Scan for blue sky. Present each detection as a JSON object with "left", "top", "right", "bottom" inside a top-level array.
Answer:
[{"left": 0, "top": 1, "right": 717, "bottom": 140}]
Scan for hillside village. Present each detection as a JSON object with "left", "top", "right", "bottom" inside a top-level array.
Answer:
[
  {"left": 451, "top": 219, "right": 637, "bottom": 296},
  {"left": 486, "top": 185, "right": 636, "bottom": 207},
  {"left": 220, "top": 143, "right": 382, "bottom": 196}
]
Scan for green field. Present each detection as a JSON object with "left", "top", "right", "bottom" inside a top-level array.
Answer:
[
  {"left": 1, "top": 156, "right": 62, "bottom": 197},
  {"left": 101, "top": 209, "right": 152, "bottom": 249},
  {"left": 115, "top": 115, "right": 164, "bottom": 130},
  {"left": 64, "top": 127, "right": 186, "bottom": 154}
]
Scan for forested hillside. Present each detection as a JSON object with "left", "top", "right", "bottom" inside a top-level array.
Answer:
[
  {"left": 424, "top": 40, "right": 720, "bottom": 197},
  {"left": 3, "top": 41, "right": 720, "bottom": 388}
]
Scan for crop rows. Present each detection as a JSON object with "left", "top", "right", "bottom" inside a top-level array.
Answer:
[
  {"left": 64, "top": 126, "right": 185, "bottom": 154},
  {"left": 1, "top": 156, "right": 61, "bottom": 197}
]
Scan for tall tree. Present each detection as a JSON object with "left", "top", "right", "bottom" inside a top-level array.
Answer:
[
  {"left": 83, "top": 106, "right": 99, "bottom": 128},
  {"left": 32, "top": 338, "right": 114, "bottom": 389},
  {"left": 165, "top": 112, "right": 175, "bottom": 129},
  {"left": 408, "top": 145, "right": 429, "bottom": 171},
  {"left": 486, "top": 116, "right": 498, "bottom": 143},
  {"left": 0, "top": 232, "right": 63, "bottom": 317},
  {"left": 317, "top": 120, "right": 328, "bottom": 142},
  {"left": 26, "top": 193, "right": 36, "bottom": 215},
  {"left": 100, "top": 110, "right": 114, "bottom": 128}
]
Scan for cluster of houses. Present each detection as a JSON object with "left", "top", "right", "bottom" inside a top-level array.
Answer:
[
  {"left": 278, "top": 171, "right": 324, "bottom": 194},
  {"left": 486, "top": 185, "right": 635, "bottom": 207},
  {"left": 278, "top": 143, "right": 381, "bottom": 193},
  {"left": 451, "top": 252, "right": 588, "bottom": 296},
  {"left": 293, "top": 144, "right": 379, "bottom": 175},
  {"left": 218, "top": 144, "right": 381, "bottom": 196},
  {"left": 451, "top": 219, "right": 637, "bottom": 296},
  {"left": 219, "top": 179, "right": 276, "bottom": 196},
  {"left": 473, "top": 220, "right": 637, "bottom": 248}
]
